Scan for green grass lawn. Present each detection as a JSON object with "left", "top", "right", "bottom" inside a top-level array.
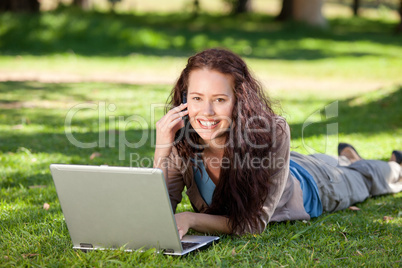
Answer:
[
  {"left": 0, "top": 81, "right": 401, "bottom": 266},
  {"left": 1, "top": 5, "right": 402, "bottom": 267}
]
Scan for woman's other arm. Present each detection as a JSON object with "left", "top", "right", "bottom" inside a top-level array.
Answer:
[
  {"left": 153, "top": 103, "right": 189, "bottom": 212},
  {"left": 153, "top": 103, "right": 188, "bottom": 177},
  {"left": 175, "top": 212, "right": 231, "bottom": 239}
]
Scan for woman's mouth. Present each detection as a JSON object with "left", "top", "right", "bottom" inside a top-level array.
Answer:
[{"left": 197, "top": 119, "right": 220, "bottom": 129}]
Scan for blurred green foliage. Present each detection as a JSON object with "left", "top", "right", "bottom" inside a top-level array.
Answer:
[{"left": 0, "top": 7, "right": 401, "bottom": 59}]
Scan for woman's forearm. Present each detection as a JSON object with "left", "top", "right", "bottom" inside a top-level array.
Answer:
[
  {"left": 175, "top": 212, "right": 231, "bottom": 238},
  {"left": 190, "top": 212, "right": 231, "bottom": 234},
  {"left": 153, "top": 149, "right": 171, "bottom": 182}
]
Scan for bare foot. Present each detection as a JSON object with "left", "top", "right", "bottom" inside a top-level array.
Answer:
[{"left": 340, "top": 147, "right": 362, "bottom": 163}]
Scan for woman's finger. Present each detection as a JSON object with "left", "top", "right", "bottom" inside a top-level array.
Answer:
[
  {"left": 160, "top": 110, "right": 188, "bottom": 130},
  {"left": 168, "top": 109, "right": 189, "bottom": 123},
  {"left": 157, "top": 104, "right": 188, "bottom": 127},
  {"left": 167, "top": 116, "right": 185, "bottom": 130},
  {"left": 166, "top": 103, "right": 188, "bottom": 115},
  {"left": 178, "top": 229, "right": 184, "bottom": 240},
  {"left": 175, "top": 213, "right": 190, "bottom": 240}
]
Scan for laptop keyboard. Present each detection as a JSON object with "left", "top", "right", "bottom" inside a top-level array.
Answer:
[{"left": 181, "top": 242, "right": 200, "bottom": 250}]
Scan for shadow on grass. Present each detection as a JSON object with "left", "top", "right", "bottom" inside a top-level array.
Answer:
[
  {"left": 0, "top": 8, "right": 401, "bottom": 59},
  {"left": 268, "top": 194, "right": 402, "bottom": 244},
  {"left": 0, "top": 128, "right": 156, "bottom": 188},
  {"left": 289, "top": 85, "right": 402, "bottom": 140},
  {"left": 0, "top": 128, "right": 156, "bottom": 156},
  {"left": 0, "top": 81, "right": 168, "bottom": 100}
]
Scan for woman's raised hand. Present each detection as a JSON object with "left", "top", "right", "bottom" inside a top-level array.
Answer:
[{"left": 155, "top": 103, "right": 189, "bottom": 157}]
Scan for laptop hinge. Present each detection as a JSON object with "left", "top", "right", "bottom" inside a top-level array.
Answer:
[{"left": 164, "top": 249, "right": 174, "bottom": 254}]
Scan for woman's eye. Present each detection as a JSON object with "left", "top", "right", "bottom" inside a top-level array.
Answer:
[
  {"left": 192, "top": 97, "right": 201, "bottom": 101},
  {"left": 217, "top": 98, "right": 225, "bottom": 102}
]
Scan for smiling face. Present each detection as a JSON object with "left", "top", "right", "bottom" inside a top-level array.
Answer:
[{"left": 187, "top": 68, "right": 235, "bottom": 146}]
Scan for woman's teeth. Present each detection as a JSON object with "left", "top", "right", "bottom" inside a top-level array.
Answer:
[{"left": 199, "top": 120, "right": 218, "bottom": 127}]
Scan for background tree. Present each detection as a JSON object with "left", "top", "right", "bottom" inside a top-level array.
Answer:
[
  {"left": 276, "top": 0, "right": 293, "bottom": 21},
  {"left": 192, "top": 0, "right": 200, "bottom": 15},
  {"left": 109, "top": 0, "right": 122, "bottom": 12},
  {"left": 0, "top": 0, "right": 40, "bottom": 12},
  {"left": 234, "top": 0, "right": 251, "bottom": 14},
  {"left": 73, "top": 0, "right": 90, "bottom": 10},
  {"left": 352, "top": 0, "right": 361, "bottom": 16},
  {"left": 223, "top": 0, "right": 252, "bottom": 14},
  {"left": 276, "top": 0, "right": 326, "bottom": 27},
  {"left": 397, "top": 0, "right": 402, "bottom": 33}
]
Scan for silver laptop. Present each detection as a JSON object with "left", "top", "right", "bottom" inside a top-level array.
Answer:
[{"left": 50, "top": 164, "right": 219, "bottom": 255}]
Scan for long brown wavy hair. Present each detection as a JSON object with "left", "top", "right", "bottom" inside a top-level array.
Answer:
[{"left": 166, "top": 48, "right": 284, "bottom": 234}]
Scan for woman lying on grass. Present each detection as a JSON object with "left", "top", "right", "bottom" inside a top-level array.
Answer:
[{"left": 153, "top": 48, "right": 402, "bottom": 238}]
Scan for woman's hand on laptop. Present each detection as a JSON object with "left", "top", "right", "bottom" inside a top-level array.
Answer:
[
  {"left": 175, "top": 212, "right": 191, "bottom": 239},
  {"left": 175, "top": 212, "right": 232, "bottom": 239}
]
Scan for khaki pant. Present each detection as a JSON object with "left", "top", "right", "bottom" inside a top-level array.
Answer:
[{"left": 290, "top": 152, "right": 402, "bottom": 213}]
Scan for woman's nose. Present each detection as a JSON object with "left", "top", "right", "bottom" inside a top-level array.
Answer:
[{"left": 201, "top": 101, "right": 215, "bottom": 116}]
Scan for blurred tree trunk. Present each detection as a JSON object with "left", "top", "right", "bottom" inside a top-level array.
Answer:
[
  {"left": 225, "top": 0, "right": 251, "bottom": 14},
  {"left": 276, "top": 0, "right": 293, "bottom": 21},
  {"left": 397, "top": 0, "right": 402, "bottom": 33},
  {"left": 352, "top": 0, "right": 360, "bottom": 16},
  {"left": 234, "top": 0, "right": 251, "bottom": 14},
  {"left": 73, "top": 0, "right": 90, "bottom": 10},
  {"left": 0, "top": 0, "right": 40, "bottom": 12},
  {"left": 109, "top": 0, "right": 121, "bottom": 12},
  {"left": 276, "top": 0, "right": 326, "bottom": 27},
  {"left": 192, "top": 0, "right": 200, "bottom": 15},
  {"left": 292, "top": 0, "right": 326, "bottom": 27}
]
